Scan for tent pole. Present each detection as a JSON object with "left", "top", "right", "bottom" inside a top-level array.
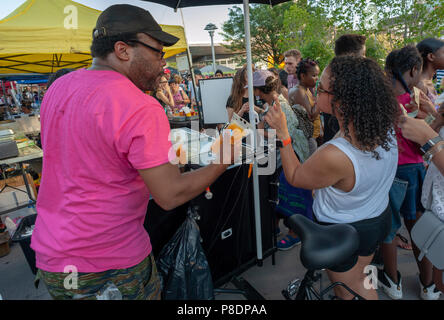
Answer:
[
  {"left": 179, "top": 8, "right": 200, "bottom": 123},
  {"left": 243, "top": 0, "right": 263, "bottom": 266}
]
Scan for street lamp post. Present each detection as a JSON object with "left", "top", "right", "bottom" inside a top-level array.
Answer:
[{"left": 204, "top": 23, "right": 218, "bottom": 75}]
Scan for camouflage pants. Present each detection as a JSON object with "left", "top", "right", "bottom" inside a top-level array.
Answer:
[{"left": 35, "top": 254, "right": 161, "bottom": 300}]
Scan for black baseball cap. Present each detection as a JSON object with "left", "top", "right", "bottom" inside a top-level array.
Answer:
[{"left": 93, "top": 4, "right": 179, "bottom": 47}]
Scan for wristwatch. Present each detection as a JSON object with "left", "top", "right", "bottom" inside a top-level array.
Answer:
[{"left": 420, "top": 136, "right": 443, "bottom": 154}]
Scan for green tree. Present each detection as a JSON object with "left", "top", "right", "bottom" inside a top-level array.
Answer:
[
  {"left": 221, "top": 3, "right": 293, "bottom": 66},
  {"left": 365, "top": 36, "right": 389, "bottom": 67},
  {"left": 281, "top": 2, "right": 335, "bottom": 70},
  {"left": 316, "top": 0, "right": 444, "bottom": 49},
  {"left": 300, "top": 39, "right": 335, "bottom": 71}
]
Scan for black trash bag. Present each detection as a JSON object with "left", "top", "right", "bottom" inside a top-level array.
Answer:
[{"left": 157, "top": 206, "right": 214, "bottom": 300}]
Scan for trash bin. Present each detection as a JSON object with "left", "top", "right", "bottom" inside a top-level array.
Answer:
[
  {"left": 12, "top": 214, "right": 37, "bottom": 274},
  {"left": 0, "top": 227, "right": 10, "bottom": 258}
]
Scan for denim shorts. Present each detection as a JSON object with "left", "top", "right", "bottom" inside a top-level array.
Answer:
[
  {"left": 396, "top": 163, "right": 426, "bottom": 219},
  {"left": 383, "top": 163, "right": 426, "bottom": 243},
  {"left": 383, "top": 177, "right": 408, "bottom": 243}
]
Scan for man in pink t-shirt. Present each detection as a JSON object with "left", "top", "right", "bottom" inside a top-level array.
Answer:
[{"left": 32, "top": 5, "right": 231, "bottom": 300}]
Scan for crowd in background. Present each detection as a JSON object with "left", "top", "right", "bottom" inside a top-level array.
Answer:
[{"left": 219, "top": 35, "right": 444, "bottom": 300}]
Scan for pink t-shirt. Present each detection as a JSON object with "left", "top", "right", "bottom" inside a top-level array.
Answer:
[
  {"left": 396, "top": 92, "right": 424, "bottom": 165},
  {"left": 31, "top": 69, "right": 172, "bottom": 273}
]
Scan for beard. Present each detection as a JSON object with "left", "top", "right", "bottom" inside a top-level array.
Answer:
[{"left": 129, "top": 52, "right": 164, "bottom": 92}]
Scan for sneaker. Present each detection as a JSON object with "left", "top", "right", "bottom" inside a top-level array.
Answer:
[
  {"left": 378, "top": 269, "right": 403, "bottom": 300},
  {"left": 419, "top": 279, "right": 441, "bottom": 300},
  {"left": 277, "top": 234, "right": 301, "bottom": 251}
]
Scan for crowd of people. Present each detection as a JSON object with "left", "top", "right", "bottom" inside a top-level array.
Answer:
[
  {"left": 223, "top": 34, "right": 444, "bottom": 300},
  {"left": 152, "top": 67, "right": 230, "bottom": 117},
  {"left": 28, "top": 4, "right": 444, "bottom": 301}
]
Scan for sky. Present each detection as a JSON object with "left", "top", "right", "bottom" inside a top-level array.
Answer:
[{"left": 0, "top": 0, "right": 239, "bottom": 44}]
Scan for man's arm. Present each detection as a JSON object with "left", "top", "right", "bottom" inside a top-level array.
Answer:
[
  {"left": 139, "top": 162, "right": 228, "bottom": 211},
  {"left": 138, "top": 130, "right": 238, "bottom": 211}
]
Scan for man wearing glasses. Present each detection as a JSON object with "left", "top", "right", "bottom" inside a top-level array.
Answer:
[{"left": 31, "top": 4, "right": 232, "bottom": 300}]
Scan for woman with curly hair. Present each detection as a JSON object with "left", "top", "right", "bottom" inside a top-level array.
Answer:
[{"left": 265, "top": 55, "right": 399, "bottom": 300}]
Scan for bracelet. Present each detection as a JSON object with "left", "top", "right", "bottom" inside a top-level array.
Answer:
[
  {"left": 424, "top": 141, "right": 444, "bottom": 162},
  {"left": 281, "top": 137, "right": 292, "bottom": 148}
]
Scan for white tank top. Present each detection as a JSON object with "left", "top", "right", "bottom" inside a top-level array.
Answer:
[{"left": 313, "top": 136, "right": 398, "bottom": 224}]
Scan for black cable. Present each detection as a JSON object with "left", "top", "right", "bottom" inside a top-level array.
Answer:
[
  {"left": 234, "top": 172, "right": 251, "bottom": 265},
  {"left": 206, "top": 165, "right": 249, "bottom": 254},
  {"left": 206, "top": 165, "right": 247, "bottom": 253},
  {"left": 204, "top": 164, "right": 243, "bottom": 247}
]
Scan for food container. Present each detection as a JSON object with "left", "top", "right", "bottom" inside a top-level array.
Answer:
[{"left": 172, "top": 116, "right": 186, "bottom": 121}]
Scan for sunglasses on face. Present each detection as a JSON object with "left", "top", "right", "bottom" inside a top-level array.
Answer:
[{"left": 127, "top": 40, "right": 165, "bottom": 59}]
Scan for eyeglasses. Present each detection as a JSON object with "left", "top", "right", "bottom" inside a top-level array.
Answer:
[
  {"left": 127, "top": 40, "right": 165, "bottom": 59},
  {"left": 316, "top": 86, "right": 333, "bottom": 96}
]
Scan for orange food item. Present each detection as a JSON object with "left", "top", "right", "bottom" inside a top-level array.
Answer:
[
  {"left": 226, "top": 123, "right": 244, "bottom": 132},
  {"left": 211, "top": 128, "right": 243, "bottom": 154},
  {"left": 176, "top": 145, "right": 187, "bottom": 164}
]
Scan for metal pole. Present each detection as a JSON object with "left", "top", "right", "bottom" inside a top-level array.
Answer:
[
  {"left": 179, "top": 9, "right": 200, "bottom": 119},
  {"left": 210, "top": 31, "right": 216, "bottom": 74},
  {"left": 243, "top": 0, "right": 263, "bottom": 265}
]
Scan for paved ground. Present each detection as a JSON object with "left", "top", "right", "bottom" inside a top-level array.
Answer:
[{"left": 0, "top": 209, "right": 442, "bottom": 300}]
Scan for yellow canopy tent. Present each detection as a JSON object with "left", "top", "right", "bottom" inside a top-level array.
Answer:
[{"left": 0, "top": 0, "right": 187, "bottom": 74}]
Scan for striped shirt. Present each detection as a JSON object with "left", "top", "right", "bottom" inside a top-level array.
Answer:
[{"left": 436, "top": 69, "right": 444, "bottom": 87}]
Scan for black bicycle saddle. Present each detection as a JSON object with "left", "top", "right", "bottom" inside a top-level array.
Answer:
[{"left": 284, "top": 214, "right": 359, "bottom": 271}]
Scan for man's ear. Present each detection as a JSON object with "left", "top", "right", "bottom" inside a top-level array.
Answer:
[{"left": 113, "top": 41, "right": 131, "bottom": 62}]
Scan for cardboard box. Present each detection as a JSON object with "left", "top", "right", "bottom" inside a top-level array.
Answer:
[{"left": 0, "top": 174, "right": 37, "bottom": 213}]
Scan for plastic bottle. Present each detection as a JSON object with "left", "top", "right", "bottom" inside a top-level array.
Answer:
[
  {"left": 4, "top": 217, "right": 17, "bottom": 238},
  {"left": 95, "top": 282, "right": 122, "bottom": 300}
]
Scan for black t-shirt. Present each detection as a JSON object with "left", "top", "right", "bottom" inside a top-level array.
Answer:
[
  {"left": 226, "top": 95, "right": 250, "bottom": 122},
  {"left": 279, "top": 69, "right": 288, "bottom": 89}
]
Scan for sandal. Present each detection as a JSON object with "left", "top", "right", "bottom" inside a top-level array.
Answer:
[
  {"left": 395, "top": 233, "right": 412, "bottom": 250},
  {"left": 277, "top": 234, "right": 301, "bottom": 251}
]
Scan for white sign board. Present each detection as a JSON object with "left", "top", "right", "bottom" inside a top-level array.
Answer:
[
  {"left": 199, "top": 77, "right": 232, "bottom": 124},
  {"left": 176, "top": 55, "right": 190, "bottom": 72}
]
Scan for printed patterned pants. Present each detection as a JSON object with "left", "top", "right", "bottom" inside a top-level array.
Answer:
[{"left": 35, "top": 254, "right": 161, "bottom": 300}]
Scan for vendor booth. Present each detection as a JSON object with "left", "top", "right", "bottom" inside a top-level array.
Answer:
[
  {"left": 0, "top": 0, "right": 190, "bottom": 127},
  {"left": 0, "top": 0, "right": 188, "bottom": 74}
]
